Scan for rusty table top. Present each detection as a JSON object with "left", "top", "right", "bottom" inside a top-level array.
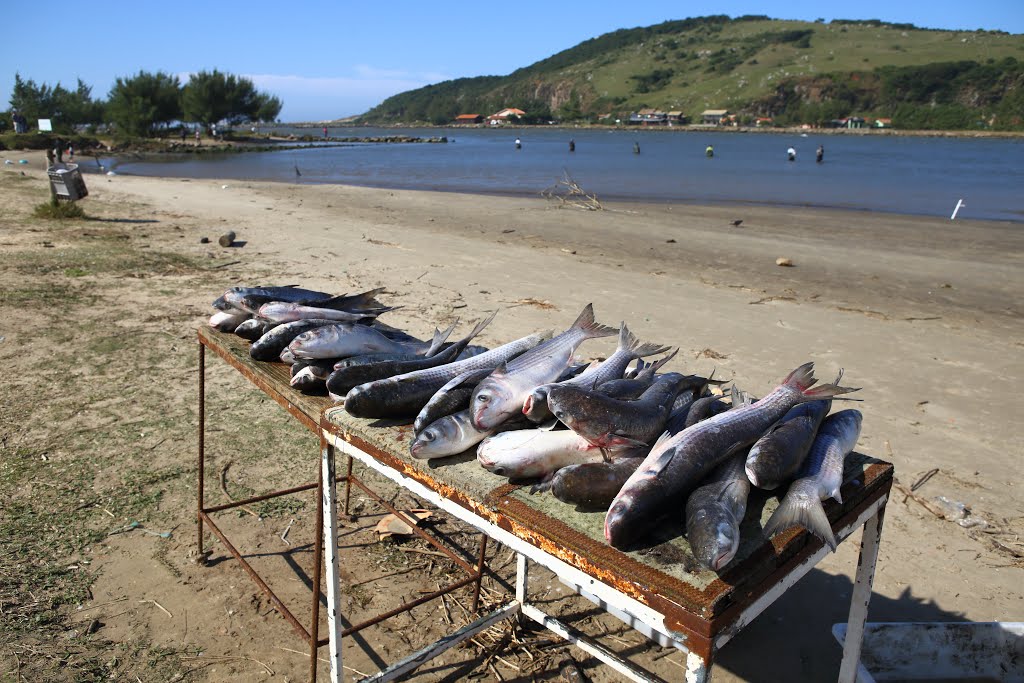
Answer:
[{"left": 199, "top": 325, "right": 894, "bottom": 645}]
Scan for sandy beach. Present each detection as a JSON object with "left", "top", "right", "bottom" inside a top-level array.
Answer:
[{"left": 1, "top": 148, "right": 1021, "bottom": 681}]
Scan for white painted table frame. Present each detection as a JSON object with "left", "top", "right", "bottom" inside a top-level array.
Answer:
[{"left": 321, "top": 431, "right": 887, "bottom": 683}]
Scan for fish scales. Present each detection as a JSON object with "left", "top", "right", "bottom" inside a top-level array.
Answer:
[
  {"left": 685, "top": 453, "right": 752, "bottom": 571},
  {"left": 343, "top": 331, "right": 551, "bottom": 418},
  {"left": 605, "top": 362, "right": 857, "bottom": 548}
]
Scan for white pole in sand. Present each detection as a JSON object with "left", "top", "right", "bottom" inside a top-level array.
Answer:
[{"left": 950, "top": 199, "right": 965, "bottom": 220}]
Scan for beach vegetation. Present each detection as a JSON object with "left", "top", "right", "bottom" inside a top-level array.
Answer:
[
  {"left": 181, "top": 69, "right": 282, "bottom": 128},
  {"left": 7, "top": 74, "right": 105, "bottom": 132},
  {"left": 33, "top": 200, "right": 86, "bottom": 220},
  {"left": 105, "top": 70, "right": 183, "bottom": 137}
]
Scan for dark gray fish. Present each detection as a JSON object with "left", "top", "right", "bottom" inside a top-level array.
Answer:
[
  {"left": 686, "top": 453, "right": 751, "bottom": 571},
  {"left": 234, "top": 318, "right": 277, "bottom": 341},
  {"left": 684, "top": 395, "right": 730, "bottom": 428},
  {"left": 605, "top": 363, "right": 858, "bottom": 549},
  {"left": 215, "top": 285, "right": 333, "bottom": 313},
  {"left": 545, "top": 453, "right": 647, "bottom": 510},
  {"left": 413, "top": 368, "right": 493, "bottom": 435},
  {"left": 325, "top": 313, "right": 495, "bottom": 398},
  {"left": 249, "top": 319, "right": 340, "bottom": 362},
  {"left": 343, "top": 331, "right": 551, "bottom": 418},
  {"left": 595, "top": 349, "right": 680, "bottom": 400},
  {"left": 471, "top": 304, "right": 617, "bottom": 430},
  {"left": 763, "top": 409, "right": 863, "bottom": 551},
  {"left": 235, "top": 286, "right": 387, "bottom": 315},
  {"left": 745, "top": 399, "right": 831, "bottom": 490},
  {"left": 522, "top": 324, "right": 670, "bottom": 423},
  {"left": 290, "top": 359, "right": 337, "bottom": 379},
  {"left": 547, "top": 373, "right": 686, "bottom": 451}
]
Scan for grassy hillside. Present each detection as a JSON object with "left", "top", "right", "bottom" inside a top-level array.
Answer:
[{"left": 360, "top": 16, "right": 1024, "bottom": 129}]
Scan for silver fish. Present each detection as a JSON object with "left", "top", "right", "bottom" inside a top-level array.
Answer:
[
  {"left": 685, "top": 453, "right": 751, "bottom": 571},
  {"left": 745, "top": 399, "right": 831, "bottom": 490},
  {"left": 522, "top": 324, "right": 669, "bottom": 422},
  {"left": 762, "top": 409, "right": 863, "bottom": 551},
  {"left": 471, "top": 304, "right": 616, "bottom": 430},
  {"left": 258, "top": 301, "right": 393, "bottom": 324},
  {"left": 209, "top": 310, "right": 251, "bottom": 332},
  {"left": 289, "top": 320, "right": 456, "bottom": 360},
  {"left": 249, "top": 318, "right": 340, "bottom": 361},
  {"left": 234, "top": 318, "right": 277, "bottom": 341},
  {"left": 413, "top": 368, "right": 493, "bottom": 435},
  {"left": 605, "top": 362, "right": 858, "bottom": 549},
  {"left": 477, "top": 429, "right": 606, "bottom": 480},
  {"left": 343, "top": 331, "right": 551, "bottom": 418},
  {"left": 410, "top": 409, "right": 495, "bottom": 460}
]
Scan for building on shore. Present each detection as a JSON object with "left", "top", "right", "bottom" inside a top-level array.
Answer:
[
  {"left": 453, "top": 114, "right": 484, "bottom": 125},
  {"left": 701, "top": 109, "right": 729, "bottom": 125}
]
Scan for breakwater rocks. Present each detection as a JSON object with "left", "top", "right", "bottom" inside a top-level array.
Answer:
[{"left": 159, "top": 136, "right": 447, "bottom": 154}]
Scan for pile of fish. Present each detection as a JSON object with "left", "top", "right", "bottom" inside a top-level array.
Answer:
[{"left": 210, "top": 288, "right": 863, "bottom": 572}]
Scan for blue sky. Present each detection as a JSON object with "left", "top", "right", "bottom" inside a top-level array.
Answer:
[{"left": 2, "top": 1, "right": 1021, "bottom": 122}]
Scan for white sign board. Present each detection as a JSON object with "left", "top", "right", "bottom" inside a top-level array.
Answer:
[{"left": 38, "top": 118, "right": 52, "bottom": 132}]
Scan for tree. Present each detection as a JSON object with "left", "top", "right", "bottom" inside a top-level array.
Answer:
[
  {"left": 9, "top": 73, "right": 57, "bottom": 124},
  {"left": 8, "top": 74, "right": 105, "bottom": 131},
  {"left": 106, "top": 70, "right": 182, "bottom": 136},
  {"left": 182, "top": 70, "right": 282, "bottom": 127}
]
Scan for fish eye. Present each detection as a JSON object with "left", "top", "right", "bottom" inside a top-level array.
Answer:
[
  {"left": 422, "top": 430, "right": 435, "bottom": 442},
  {"left": 492, "top": 467, "right": 505, "bottom": 476},
  {"left": 553, "top": 409, "right": 565, "bottom": 420},
  {"left": 476, "top": 393, "right": 490, "bottom": 403}
]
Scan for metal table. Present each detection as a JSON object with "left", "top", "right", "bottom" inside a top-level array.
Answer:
[
  {"left": 197, "top": 326, "right": 489, "bottom": 683},
  {"left": 321, "top": 401, "right": 892, "bottom": 682},
  {"left": 198, "top": 325, "right": 893, "bottom": 682}
]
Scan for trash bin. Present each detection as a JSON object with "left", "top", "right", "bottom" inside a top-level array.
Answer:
[{"left": 47, "top": 163, "right": 89, "bottom": 201}]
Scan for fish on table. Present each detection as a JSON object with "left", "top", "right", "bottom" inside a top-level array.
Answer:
[
  {"left": 234, "top": 318, "right": 277, "bottom": 341},
  {"left": 413, "top": 367, "right": 493, "bottom": 435},
  {"left": 745, "top": 399, "right": 831, "bottom": 490},
  {"left": 522, "top": 324, "right": 669, "bottom": 422},
  {"left": 343, "top": 330, "right": 552, "bottom": 419},
  {"left": 685, "top": 453, "right": 752, "bottom": 571},
  {"left": 762, "top": 409, "right": 863, "bottom": 551},
  {"left": 477, "top": 428, "right": 608, "bottom": 480},
  {"left": 471, "top": 304, "right": 617, "bottom": 430},
  {"left": 249, "top": 319, "right": 341, "bottom": 362},
  {"left": 258, "top": 301, "right": 395, "bottom": 324},
  {"left": 605, "top": 362, "right": 858, "bottom": 549},
  {"left": 594, "top": 348, "right": 679, "bottom": 400},
  {"left": 209, "top": 310, "right": 250, "bottom": 332},
  {"left": 288, "top": 319, "right": 456, "bottom": 360}
]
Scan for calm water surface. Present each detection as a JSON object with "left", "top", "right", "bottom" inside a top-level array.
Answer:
[{"left": 105, "top": 127, "right": 1024, "bottom": 222}]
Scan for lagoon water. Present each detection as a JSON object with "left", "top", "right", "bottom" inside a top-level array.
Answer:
[{"left": 106, "top": 126, "right": 1024, "bottom": 222}]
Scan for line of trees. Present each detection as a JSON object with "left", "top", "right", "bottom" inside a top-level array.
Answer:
[{"left": 4, "top": 69, "right": 282, "bottom": 136}]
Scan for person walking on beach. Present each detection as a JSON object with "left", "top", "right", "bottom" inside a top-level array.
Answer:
[
  {"left": 787, "top": 146, "right": 796, "bottom": 161},
  {"left": 816, "top": 145, "right": 824, "bottom": 163}
]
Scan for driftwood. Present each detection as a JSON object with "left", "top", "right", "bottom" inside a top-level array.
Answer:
[{"left": 541, "top": 170, "right": 603, "bottom": 211}]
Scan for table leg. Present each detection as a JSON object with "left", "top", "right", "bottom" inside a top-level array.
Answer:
[
  {"left": 838, "top": 504, "right": 886, "bottom": 683},
  {"left": 309, "top": 453, "right": 325, "bottom": 683},
  {"left": 471, "top": 535, "right": 488, "bottom": 613},
  {"left": 197, "top": 342, "right": 206, "bottom": 558},
  {"left": 685, "top": 651, "right": 710, "bottom": 683},
  {"left": 321, "top": 441, "right": 343, "bottom": 683}
]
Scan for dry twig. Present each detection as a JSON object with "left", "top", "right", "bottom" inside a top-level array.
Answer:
[{"left": 541, "top": 170, "right": 603, "bottom": 211}]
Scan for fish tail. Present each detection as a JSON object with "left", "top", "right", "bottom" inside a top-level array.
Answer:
[
  {"left": 618, "top": 322, "right": 671, "bottom": 359},
  {"left": 784, "top": 362, "right": 860, "bottom": 401},
  {"left": 764, "top": 481, "right": 837, "bottom": 551},
  {"left": 426, "top": 320, "right": 459, "bottom": 356},
  {"left": 571, "top": 303, "right": 618, "bottom": 340},
  {"left": 464, "top": 310, "right": 498, "bottom": 344},
  {"left": 782, "top": 362, "right": 817, "bottom": 392},
  {"left": 643, "top": 347, "right": 678, "bottom": 376},
  {"left": 343, "top": 286, "right": 388, "bottom": 310}
]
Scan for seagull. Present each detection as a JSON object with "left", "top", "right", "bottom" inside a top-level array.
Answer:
[{"left": 731, "top": 219, "right": 743, "bottom": 227}]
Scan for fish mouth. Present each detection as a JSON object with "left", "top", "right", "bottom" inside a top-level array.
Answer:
[
  {"left": 711, "top": 549, "right": 734, "bottom": 571},
  {"left": 522, "top": 395, "right": 534, "bottom": 415}
]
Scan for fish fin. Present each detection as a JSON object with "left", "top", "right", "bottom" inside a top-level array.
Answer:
[
  {"left": 425, "top": 320, "right": 458, "bottom": 356},
  {"left": 599, "top": 433, "right": 650, "bottom": 450},
  {"left": 618, "top": 322, "right": 671, "bottom": 359},
  {"left": 536, "top": 419, "right": 559, "bottom": 431},
  {"left": 782, "top": 362, "right": 817, "bottom": 392},
  {"left": 830, "top": 486, "right": 843, "bottom": 505},
  {"left": 570, "top": 303, "right": 618, "bottom": 340},
  {"left": 639, "top": 348, "right": 678, "bottom": 379},
  {"left": 530, "top": 473, "right": 556, "bottom": 494},
  {"left": 338, "top": 286, "right": 388, "bottom": 310},
  {"left": 463, "top": 310, "right": 498, "bottom": 345},
  {"left": 650, "top": 429, "right": 673, "bottom": 452},
  {"left": 763, "top": 486, "right": 837, "bottom": 551},
  {"left": 488, "top": 361, "right": 509, "bottom": 379},
  {"left": 802, "top": 381, "right": 861, "bottom": 401}
]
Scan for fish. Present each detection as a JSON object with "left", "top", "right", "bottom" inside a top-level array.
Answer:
[
  {"left": 605, "top": 362, "right": 858, "bottom": 549},
  {"left": 289, "top": 319, "right": 457, "bottom": 360},
  {"left": 290, "top": 365, "right": 329, "bottom": 392},
  {"left": 762, "top": 409, "right": 863, "bottom": 551},
  {"left": 477, "top": 429, "right": 607, "bottom": 480},
  {"left": 249, "top": 319, "right": 341, "bottom": 362},
  {"left": 546, "top": 373, "right": 687, "bottom": 451},
  {"left": 209, "top": 310, "right": 250, "bottom": 332},
  {"left": 325, "top": 313, "right": 495, "bottom": 397},
  {"left": 214, "top": 285, "right": 334, "bottom": 313},
  {"left": 684, "top": 395, "right": 730, "bottom": 428},
  {"left": 258, "top": 301, "right": 395, "bottom": 324},
  {"left": 544, "top": 453, "right": 647, "bottom": 510},
  {"left": 595, "top": 349, "right": 679, "bottom": 400},
  {"left": 522, "top": 324, "right": 670, "bottom": 422},
  {"left": 410, "top": 409, "right": 494, "bottom": 459},
  {"left": 685, "top": 453, "right": 752, "bottom": 571},
  {"left": 343, "top": 331, "right": 551, "bottom": 419},
  {"left": 745, "top": 399, "right": 831, "bottom": 490},
  {"left": 234, "top": 318, "right": 277, "bottom": 341},
  {"left": 413, "top": 368, "right": 493, "bottom": 435},
  {"left": 471, "top": 304, "right": 616, "bottom": 430}
]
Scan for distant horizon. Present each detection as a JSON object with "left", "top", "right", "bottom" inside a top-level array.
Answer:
[{"left": 2, "top": 5, "right": 1021, "bottom": 122}]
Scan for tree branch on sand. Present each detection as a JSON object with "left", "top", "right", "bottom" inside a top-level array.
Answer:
[{"left": 541, "top": 170, "right": 603, "bottom": 211}]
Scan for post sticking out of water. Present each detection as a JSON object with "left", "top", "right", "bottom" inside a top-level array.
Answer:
[{"left": 950, "top": 199, "right": 965, "bottom": 220}]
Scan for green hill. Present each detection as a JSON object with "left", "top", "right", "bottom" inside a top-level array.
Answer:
[{"left": 359, "top": 16, "right": 1024, "bottom": 130}]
